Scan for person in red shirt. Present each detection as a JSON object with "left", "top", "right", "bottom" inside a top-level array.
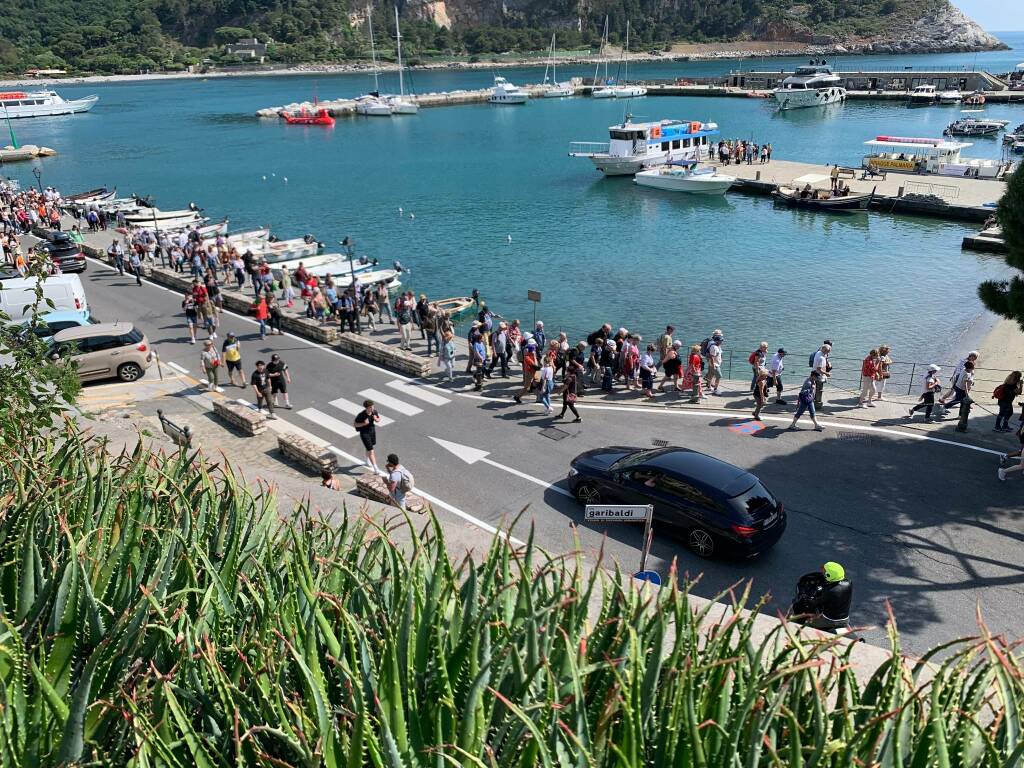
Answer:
[
  {"left": 513, "top": 342, "right": 539, "bottom": 403},
  {"left": 685, "top": 344, "right": 704, "bottom": 403},
  {"left": 252, "top": 295, "right": 269, "bottom": 339},
  {"left": 859, "top": 349, "right": 881, "bottom": 407},
  {"left": 192, "top": 279, "right": 217, "bottom": 338}
]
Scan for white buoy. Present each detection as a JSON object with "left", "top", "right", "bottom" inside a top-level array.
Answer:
[
  {"left": 283, "top": 177, "right": 288, "bottom": 183},
  {"left": 409, "top": 213, "right": 414, "bottom": 221},
  {"left": 507, "top": 234, "right": 512, "bottom": 244},
  {"left": 262, "top": 175, "right": 267, "bottom": 181},
  {"left": 398, "top": 207, "right": 403, "bottom": 216},
  {"left": 271, "top": 173, "right": 276, "bottom": 177}
]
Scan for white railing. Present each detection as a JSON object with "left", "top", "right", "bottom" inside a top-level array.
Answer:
[
  {"left": 904, "top": 180, "right": 960, "bottom": 200},
  {"left": 568, "top": 141, "right": 610, "bottom": 156}
]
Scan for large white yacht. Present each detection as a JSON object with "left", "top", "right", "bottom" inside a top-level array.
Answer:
[
  {"left": 489, "top": 76, "right": 528, "bottom": 105},
  {"left": 0, "top": 90, "right": 98, "bottom": 118},
  {"left": 773, "top": 64, "right": 846, "bottom": 110},
  {"left": 570, "top": 118, "right": 719, "bottom": 176}
]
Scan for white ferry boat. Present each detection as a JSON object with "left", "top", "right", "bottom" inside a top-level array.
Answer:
[
  {"left": 489, "top": 76, "right": 528, "bottom": 105},
  {"left": 569, "top": 118, "right": 720, "bottom": 176},
  {"left": 772, "top": 65, "right": 845, "bottom": 110},
  {"left": 862, "top": 135, "right": 1005, "bottom": 179},
  {"left": 0, "top": 90, "right": 98, "bottom": 119}
]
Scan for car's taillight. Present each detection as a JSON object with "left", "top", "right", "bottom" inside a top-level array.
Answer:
[
  {"left": 137, "top": 343, "right": 147, "bottom": 352},
  {"left": 731, "top": 524, "right": 758, "bottom": 537},
  {"left": 74, "top": 298, "right": 81, "bottom": 309}
]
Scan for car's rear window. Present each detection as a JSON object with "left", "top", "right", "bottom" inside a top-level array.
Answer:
[
  {"left": 728, "top": 481, "right": 776, "bottom": 518},
  {"left": 118, "top": 328, "right": 143, "bottom": 345}
]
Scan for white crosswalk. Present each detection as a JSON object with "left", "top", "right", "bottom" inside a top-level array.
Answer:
[{"left": 294, "top": 379, "right": 450, "bottom": 441}]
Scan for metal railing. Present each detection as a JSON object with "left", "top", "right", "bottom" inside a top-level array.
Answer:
[
  {"left": 568, "top": 141, "right": 609, "bottom": 156},
  {"left": 904, "top": 180, "right": 960, "bottom": 200}
]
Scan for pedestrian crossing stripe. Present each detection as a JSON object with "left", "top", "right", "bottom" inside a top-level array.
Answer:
[
  {"left": 328, "top": 397, "right": 396, "bottom": 426},
  {"left": 297, "top": 408, "right": 358, "bottom": 439},
  {"left": 386, "top": 379, "right": 451, "bottom": 406},
  {"left": 357, "top": 388, "right": 422, "bottom": 416}
]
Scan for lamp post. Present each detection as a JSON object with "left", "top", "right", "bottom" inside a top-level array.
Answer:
[
  {"left": 32, "top": 166, "right": 42, "bottom": 192},
  {"left": 341, "top": 236, "right": 360, "bottom": 332}
]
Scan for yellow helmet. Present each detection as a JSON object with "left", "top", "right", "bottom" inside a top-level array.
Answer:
[{"left": 823, "top": 562, "right": 845, "bottom": 583}]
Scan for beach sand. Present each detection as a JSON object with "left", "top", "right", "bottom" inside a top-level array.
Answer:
[{"left": 977, "top": 317, "right": 1024, "bottom": 373}]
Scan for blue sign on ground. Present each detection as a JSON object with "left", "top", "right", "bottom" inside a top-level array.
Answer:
[
  {"left": 634, "top": 570, "right": 661, "bottom": 586},
  {"left": 728, "top": 420, "right": 765, "bottom": 435}
]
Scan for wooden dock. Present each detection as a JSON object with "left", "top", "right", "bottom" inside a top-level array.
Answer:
[{"left": 714, "top": 158, "right": 1004, "bottom": 222}]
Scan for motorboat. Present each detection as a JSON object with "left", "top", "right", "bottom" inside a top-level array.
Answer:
[
  {"left": 306, "top": 262, "right": 400, "bottom": 288},
  {"left": 908, "top": 84, "right": 938, "bottom": 104},
  {"left": 862, "top": 135, "right": 1005, "bottom": 179},
  {"left": 633, "top": 161, "right": 735, "bottom": 194},
  {"left": 944, "top": 117, "right": 1009, "bottom": 137},
  {"left": 570, "top": 118, "right": 720, "bottom": 176},
  {"left": 266, "top": 253, "right": 375, "bottom": 275},
  {"left": 592, "top": 87, "right": 616, "bottom": 99},
  {"left": 938, "top": 90, "right": 963, "bottom": 104},
  {"left": 0, "top": 90, "right": 98, "bottom": 118},
  {"left": 124, "top": 205, "right": 202, "bottom": 224},
  {"left": 773, "top": 63, "right": 846, "bottom": 110},
  {"left": 133, "top": 217, "right": 228, "bottom": 239},
  {"left": 66, "top": 187, "right": 114, "bottom": 202},
  {"left": 964, "top": 91, "right": 986, "bottom": 106},
  {"left": 232, "top": 235, "right": 321, "bottom": 260},
  {"left": 611, "top": 21, "right": 646, "bottom": 98},
  {"left": 772, "top": 174, "right": 874, "bottom": 211},
  {"left": 282, "top": 106, "right": 335, "bottom": 126},
  {"left": 1003, "top": 124, "right": 1024, "bottom": 144},
  {"left": 206, "top": 227, "right": 271, "bottom": 243},
  {"left": 541, "top": 34, "right": 574, "bottom": 97},
  {"left": 383, "top": 8, "right": 419, "bottom": 115},
  {"left": 489, "top": 76, "right": 528, "bottom": 105},
  {"left": 355, "top": 5, "right": 393, "bottom": 117}
]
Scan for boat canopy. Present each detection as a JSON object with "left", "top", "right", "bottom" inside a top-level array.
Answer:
[{"left": 864, "top": 138, "right": 971, "bottom": 152}]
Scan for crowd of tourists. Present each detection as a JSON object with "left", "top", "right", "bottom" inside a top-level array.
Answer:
[{"left": 0, "top": 183, "right": 73, "bottom": 276}]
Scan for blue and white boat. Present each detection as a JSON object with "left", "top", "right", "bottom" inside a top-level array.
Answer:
[{"left": 569, "top": 118, "right": 720, "bottom": 176}]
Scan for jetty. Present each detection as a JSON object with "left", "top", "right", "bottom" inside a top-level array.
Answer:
[
  {"left": 0, "top": 144, "right": 57, "bottom": 163},
  {"left": 717, "top": 158, "right": 1004, "bottom": 222}
]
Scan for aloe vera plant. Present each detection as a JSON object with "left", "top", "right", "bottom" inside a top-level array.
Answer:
[{"left": 1, "top": 423, "right": 1022, "bottom": 767}]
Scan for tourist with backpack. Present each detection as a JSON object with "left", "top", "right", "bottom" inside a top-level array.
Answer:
[
  {"left": 788, "top": 371, "right": 824, "bottom": 431},
  {"left": 993, "top": 371, "right": 1023, "bottom": 432},
  {"left": 706, "top": 334, "right": 724, "bottom": 395},
  {"left": 748, "top": 341, "right": 768, "bottom": 393},
  {"left": 385, "top": 454, "right": 414, "bottom": 510}
]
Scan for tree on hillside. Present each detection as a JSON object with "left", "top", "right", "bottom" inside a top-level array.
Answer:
[{"left": 979, "top": 167, "right": 1024, "bottom": 331}]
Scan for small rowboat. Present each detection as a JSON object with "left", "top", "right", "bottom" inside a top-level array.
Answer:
[
  {"left": 772, "top": 185, "right": 875, "bottom": 211},
  {"left": 433, "top": 296, "right": 475, "bottom": 319},
  {"left": 66, "top": 187, "right": 113, "bottom": 202},
  {"left": 205, "top": 227, "right": 271, "bottom": 242}
]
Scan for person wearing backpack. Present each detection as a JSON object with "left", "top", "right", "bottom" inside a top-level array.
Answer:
[
  {"left": 748, "top": 341, "right": 768, "bottom": 394},
  {"left": 994, "top": 371, "right": 1023, "bottom": 432},
  {"left": 385, "top": 454, "right": 414, "bottom": 510},
  {"left": 788, "top": 371, "right": 824, "bottom": 431}
]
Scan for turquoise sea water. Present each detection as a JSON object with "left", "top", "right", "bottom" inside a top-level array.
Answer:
[{"left": 6, "top": 32, "right": 1023, "bottom": 362}]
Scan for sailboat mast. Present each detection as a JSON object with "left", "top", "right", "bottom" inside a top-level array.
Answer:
[
  {"left": 623, "top": 21, "right": 630, "bottom": 84},
  {"left": 395, "top": 6, "right": 405, "bottom": 97},
  {"left": 551, "top": 33, "right": 557, "bottom": 83},
  {"left": 367, "top": 5, "right": 380, "bottom": 93}
]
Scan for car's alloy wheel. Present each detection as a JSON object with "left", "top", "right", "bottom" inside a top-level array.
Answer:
[
  {"left": 687, "top": 528, "right": 716, "bottom": 558},
  {"left": 575, "top": 483, "right": 601, "bottom": 505},
  {"left": 118, "top": 363, "right": 143, "bottom": 382}
]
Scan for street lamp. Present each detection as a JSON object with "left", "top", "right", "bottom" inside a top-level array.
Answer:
[
  {"left": 341, "top": 236, "right": 360, "bottom": 332},
  {"left": 31, "top": 166, "right": 41, "bottom": 192}
]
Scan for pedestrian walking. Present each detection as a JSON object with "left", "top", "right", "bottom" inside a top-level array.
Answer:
[
  {"left": 600, "top": 339, "right": 617, "bottom": 393},
  {"left": 811, "top": 342, "right": 832, "bottom": 407},
  {"left": 789, "top": 371, "right": 825, "bottom": 431},
  {"left": 706, "top": 334, "right": 724, "bottom": 395},
  {"left": 470, "top": 331, "right": 487, "bottom": 391},
  {"left": 940, "top": 351, "right": 979, "bottom": 411},
  {"left": 396, "top": 294, "right": 413, "bottom": 349},
  {"left": 375, "top": 281, "right": 393, "bottom": 324},
  {"left": 858, "top": 349, "right": 881, "bottom": 407},
  {"left": 907, "top": 364, "right": 942, "bottom": 422},
  {"left": 993, "top": 371, "right": 1023, "bottom": 432},
  {"left": 385, "top": 454, "right": 414, "bottom": 510},
  {"left": 997, "top": 422, "right": 1024, "bottom": 481},
  {"left": 488, "top": 322, "right": 510, "bottom": 377},
  {"left": 659, "top": 342, "right": 684, "bottom": 393},
  {"left": 514, "top": 342, "right": 539, "bottom": 403},
  {"left": 182, "top": 292, "right": 198, "bottom": 344},
  {"left": 440, "top": 331, "right": 456, "bottom": 383},
  {"left": 250, "top": 360, "right": 276, "bottom": 419},
  {"left": 266, "top": 294, "right": 284, "bottom": 335},
  {"left": 639, "top": 344, "right": 657, "bottom": 398},
  {"left": 354, "top": 400, "right": 382, "bottom": 474},
  {"left": 768, "top": 347, "right": 787, "bottom": 404},
  {"left": 752, "top": 367, "right": 769, "bottom": 420},
  {"left": 221, "top": 332, "right": 245, "bottom": 387},
  {"left": 108, "top": 240, "right": 125, "bottom": 275},
  {"left": 684, "top": 344, "right": 703, "bottom": 403},
  {"left": 200, "top": 340, "right": 221, "bottom": 390},
  {"left": 873, "top": 345, "right": 892, "bottom": 401},
  {"left": 267, "top": 354, "right": 292, "bottom": 409},
  {"left": 748, "top": 341, "right": 768, "bottom": 393},
  {"left": 250, "top": 295, "right": 269, "bottom": 340},
  {"left": 538, "top": 357, "right": 555, "bottom": 415},
  {"left": 556, "top": 366, "right": 582, "bottom": 422}
]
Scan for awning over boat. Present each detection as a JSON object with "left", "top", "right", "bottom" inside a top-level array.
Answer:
[{"left": 864, "top": 139, "right": 971, "bottom": 151}]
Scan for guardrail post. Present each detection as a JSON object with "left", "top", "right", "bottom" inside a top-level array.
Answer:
[
  {"left": 726, "top": 350, "right": 733, "bottom": 379},
  {"left": 907, "top": 362, "right": 917, "bottom": 394}
]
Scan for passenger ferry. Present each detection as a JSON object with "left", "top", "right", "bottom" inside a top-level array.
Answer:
[
  {"left": 0, "top": 90, "right": 98, "bottom": 118},
  {"left": 862, "top": 135, "right": 1005, "bottom": 179},
  {"left": 772, "top": 64, "right": 846, "bottom": 110},
  {"left": 569, "top": 118, "right": 720, "bottom": 176}
]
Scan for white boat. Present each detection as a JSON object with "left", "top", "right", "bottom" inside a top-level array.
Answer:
[
  {"left": 773, "top": 64, "right": 846, "bottom": 110},
  {"left": 384, "top": 8, "right": 419, "bottom": 115},
  {"left": 138, "top": 218, "right": 228, "bottom": 238},
  {"left": 489, "top": 76, "right": 528, "bottom": 105},
  {"left": 124, "top": 205, "right": 201, "bottom": 223},
  {"left": 307, "top": 262, "right": 400, "bottom": 287},
  {"left": 232, "top": 236, "right": 321, "bottom": 260},
  {"left": 862, "top": 135, "right": 1005, "bottom": 179},
  {"left": 909, "top": 84, "right": 938, "bottom": 104},
  {"left": 589, "top": 18, "right": 615, "bottom": 98},
  {"left": 938, "top": 90, "right": 963, "bottom": 104},
  {"left": 202, "top": 226, "right": 271, "bottom": 242},
  {"left": 355, "top": 5, "right": 393, "bottom": 117},
  {"left": 0, "top": 90, "right": 98, "bottom": 119},
  {"left": 267, "top": 253, "right": 374, "bottom": 274},
  {"left": 944, "top": 116, "right": 1009, "bottom": 137},
  {"left": 634, "top": 161, "right": 735, "bottom": 194},
  {"left": 570, "top": 118, "right": 719, "bottom": 176},
  {"left": 611, "top": 22, "right": 646, "bottom": 98},
  {"left": 541, "top": 34, "right": 574, "bottom": 97}
]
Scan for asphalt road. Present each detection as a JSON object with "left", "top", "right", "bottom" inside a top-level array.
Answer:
[{"left": 72, "top": 258, "right": 1024, "bottom": 652}]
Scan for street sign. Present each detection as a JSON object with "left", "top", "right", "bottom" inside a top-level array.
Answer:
[
  {"left": 634, "top": 570, "right": 661, "bottom": 586},
  {"left": 527, "top": 289, "right": 542, "bottom": 303},
  {"left": 585, "top": 504, "right": 651, "bottom": 521}
]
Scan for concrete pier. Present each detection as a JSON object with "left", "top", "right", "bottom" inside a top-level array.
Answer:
[{"left": 715, "top": 158, "right": 1004, "bottom": 221}]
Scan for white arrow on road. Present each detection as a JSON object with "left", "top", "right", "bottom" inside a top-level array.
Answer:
[{"left": 430, "top": 437, "right": 574, "bottom": 498}]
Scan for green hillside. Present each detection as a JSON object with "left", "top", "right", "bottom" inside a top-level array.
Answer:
[{"left": 0, "top": 0, "right": 990, "bottom": 74}]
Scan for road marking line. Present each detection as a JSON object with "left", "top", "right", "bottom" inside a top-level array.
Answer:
[
  {"left": 388, "top": 379, "right": 451, "bottom": 405},
  {"left": 357, "top": 388, "right": 423, "bottom": 416},
  {"left": 297, "top": 407, "right": 358, "bottom": 439},
  {"left": 165, "top": 361, "right": 189, "bottom": 374},
  {"left": 325, "top": 446, "right": 525, "bottom": 546},
  {"left": 329, "top": 397, "right": 395, "bottom": 426}
]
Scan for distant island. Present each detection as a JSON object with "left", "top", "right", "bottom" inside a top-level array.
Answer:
[{"left": 0, "top": 0, "right": 1007, "bottom": 76}]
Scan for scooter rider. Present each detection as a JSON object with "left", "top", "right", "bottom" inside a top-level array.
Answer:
[{"left": 790, "top": 561, "right": 853, "bottom": 631}]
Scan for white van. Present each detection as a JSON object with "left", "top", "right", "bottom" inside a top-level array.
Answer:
[{"left": 0, "top": 274, "right": 89, "bottom": 323}]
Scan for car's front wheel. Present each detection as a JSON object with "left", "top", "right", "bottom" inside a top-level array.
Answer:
[
  {"left": 687, "top": 528, "right": 716, "bottom": 558},
  {"left": 574, "top": 482, "right": 602, "bottom": 505},
  {"left": 117, "top": 362, "right": 144, "bottom": 382}
]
